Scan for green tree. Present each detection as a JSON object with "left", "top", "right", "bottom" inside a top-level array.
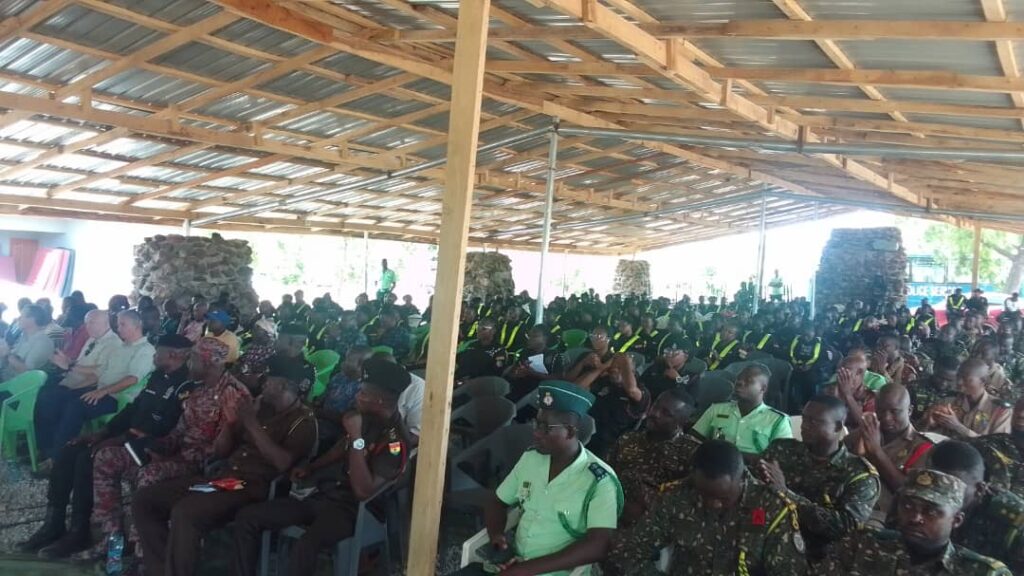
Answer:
[{"left": 923, "top": 223, "right": 1024, "bottom": 291}]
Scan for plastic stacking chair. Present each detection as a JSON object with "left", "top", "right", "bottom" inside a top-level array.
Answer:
[
  {"left": 87, "top": 373, "right": 150, "bottom": 432},
  {"left": 561, "top": 329, "right": 588, "bottom": 349},
  {"left": 0, "top": 370, "right": 47, "bottom": 471},
  {"left": 564, "top": 347, "right": 591, "bottom": 368},
  {"left": 267, "top": 480, "right": 397, "bottom": 576},
  {"left": 448, "top": 423, "right": 535, "bottom": 501},
  {"left": 461, "top": 509, "right": 590, "bottom": 575},
  {"left": 306, "top": 350, "right": 341, "bottom": 401},
  {"left": 371, "top": 345, "right": 394, "bottom": 356},
  {"left": 450, "top": 396, "right": 516, "bottom": 451},
  {"left": 694, "top": 371, "right": 735, "bottom": 413},
  {"left": 453, "top": 376, "right": 510, "bottom": 409}
]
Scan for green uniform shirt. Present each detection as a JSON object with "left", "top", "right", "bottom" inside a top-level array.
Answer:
[
  {"left": 380, "top": 268, "right": 397, "bottom": 292},
  {"left": 820, "top": 529, "right": 1010, "bottom": 575},
  {"left": 496, "top": 445, "right": 621, "bottom": 575},
  {"left": 692, "top": 401, "right": 793, "bottom": 455}
]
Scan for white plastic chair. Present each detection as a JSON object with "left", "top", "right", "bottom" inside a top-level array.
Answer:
[{"left": 459, "top": 509, "right": 590, "bottom": 575}]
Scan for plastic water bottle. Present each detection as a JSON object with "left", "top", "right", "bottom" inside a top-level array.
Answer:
[{"left": 105, "top": 532, "right": 124, "bottom": 576}]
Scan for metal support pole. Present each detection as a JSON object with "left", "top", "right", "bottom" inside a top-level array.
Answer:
[
  {"left": 182, "top": 219, "right": 191, "bottom": 237},
  {"left": 536, "top": 120, "right": 559, "bottom": 324},
  {"left": 363, "top": 231, "right": 370, "bottom": 296},
  {"left": 754, "top": 187, "right": 768, "bottom": 313},
  {"left": 971, "top": 225, "right": 982, "bottom": 290}
]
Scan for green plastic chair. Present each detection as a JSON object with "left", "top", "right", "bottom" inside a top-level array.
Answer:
[
  {"left": 371, "top": 345, "right": 394, "bottom": 356},
  {"left": 561, "top": 329, "right": 588, "bottom": 349},
  {"left": 307, "top": 350, "right": 341, "bottom": 402},
  {"left": 0, "top": 370, "right": 48, "bottom": 471},
  {"left": 86, "top": 373, "right": 150, "bottom": 432}
]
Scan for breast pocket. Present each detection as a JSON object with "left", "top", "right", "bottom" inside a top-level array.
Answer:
[{"left": 751, "top": 429, "right": 771, "bottom": 453}]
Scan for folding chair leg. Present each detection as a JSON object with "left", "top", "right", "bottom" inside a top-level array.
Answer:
[
  {"left": 258, "top": 530, "right": 271, "bottom": 576},
  {"left": 26, "top": 430, "right": 38, "bottom": 472}
]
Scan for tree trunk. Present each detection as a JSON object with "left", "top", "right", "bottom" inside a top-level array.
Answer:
[{"left": 1004, "top": 240, "right": 1024, "bottom": 293}]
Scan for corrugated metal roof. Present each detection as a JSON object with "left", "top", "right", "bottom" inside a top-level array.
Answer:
[
  {"left": 34, "top": 5, "right": 165, "bottom": 56},
  {"left": 904, "top": 113, "right": 1023, "bottom": 131},
  {"left": 154, "top": 42, "right": 271, "bottom": 82},
  {"left": 105, "top": 0, "right": 220, "bottom": 27},
  {"left": 799, "top": 0, "right": 983, "bottom": 21},
  {"left": 257, "top": 70, "right": 354, "bottom": 101},
  {"left": 881, "top": 87, "right": 1012, "bottom": 108},
  {"left": 341, "top": 94, "right": 432, "bottom": 119},
  {"left": 0, "top": 37, "right": 108, "bottom": 84},
  {"left": 212, "top": 19, "right": 318, "bottom": 59},
  {"left": 315, "top": 52, "right": 403, "bottom": 81},
  {"left": 839, "top": 40, "right": 1002, "bottom": 76},
  {"left": 623, "top": 0, "right": 786, "bottom": 21},
  {"left": 93, "top": 69, "right": 209, "bottom": 106},
  {"left": 278, "top": 111, "right": 369, "bottom": 139},
  {"left": 0, "top": 0, "right": 36, "bottom": 19},
  {"left": 694, "top": 39, "right": 836, "bottom": 69},
  {"left": 194, "top": 94, "right": 294, "bottom": 123}
]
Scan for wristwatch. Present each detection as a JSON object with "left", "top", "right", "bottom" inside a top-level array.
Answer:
[{"left": 351, "top": 438, "right": 366, "bottom": 451}]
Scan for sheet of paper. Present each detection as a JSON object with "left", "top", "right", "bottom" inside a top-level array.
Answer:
[{"left": 527, "top": 354, "right": 548, "bottom": 374}]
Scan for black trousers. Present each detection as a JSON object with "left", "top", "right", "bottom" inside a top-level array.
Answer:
[
  {"left": 49, "top": 443, "right": 93, "bottom": 523},
  {"left": 132, "top": 476, "right": 265, "bottom": 576},
  {"left": 449, "top": 564, "right": 490, "bottom": 576},
  {"left": 231, "top": 495, "right": 357, "bottom": 576}
]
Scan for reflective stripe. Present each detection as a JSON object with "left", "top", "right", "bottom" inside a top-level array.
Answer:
[
  {"left": 757, "top": 333, "right": 772, "bottom": 350},
  {"left": 615, "top": 333, "right": 642, "bottom": 353},
  {"left": 766, "top": 506, "right": 792, "bottom": 535},
  {"left": 789, "top": 337, "right": 822, "bottom": 368},
  {"left": 501, "top": 321, "right": 523, "bottom": 349},
  {"left": 708, "top": 338, "right": 739, "bottom": 370},
  {"left": 852, "top": 319, "right": 863, "bottom": 332}
]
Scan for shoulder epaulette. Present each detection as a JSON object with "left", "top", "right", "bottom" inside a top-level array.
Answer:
[
  {"left": 956, "top": 545, "right": 1011, "bottom": 571},
  {"left": 767, "top": 406, "right": 788, "bottom": 418},
  {"left": 588, "top": 462, "right": 610, "bottom": 480}
]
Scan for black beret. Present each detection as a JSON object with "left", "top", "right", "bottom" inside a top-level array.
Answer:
[
  {"left": 361, "top": 358, "right": 411, "bottom": 396},
  {"left": 156, "top": 334, "right": 194, "bottom": 349}
]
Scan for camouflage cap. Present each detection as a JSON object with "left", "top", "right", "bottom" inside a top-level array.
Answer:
[{"left": 901, "top": 469, "right": 966, "bottom": 509}]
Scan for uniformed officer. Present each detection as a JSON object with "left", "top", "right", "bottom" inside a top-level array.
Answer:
[
  {"left": 924, "top": 440, "right": 1024, "bottom": 572},
  {"left": 638, "top": 335, "right": 696, "bottom": 400},
  {"left": 452, "top": 380, "right": 621, "bottom": 576},
  {"left": 971, "top": 398, "right": 1024, "bottom": 496},
  {"left": 847, "top": 384, "right": 934, "bottom": 523},
  {"left": 133, "top": 360, "right": 316, "bottom": 576},
  {"left": 232, "top": 359, "right": 412, "bottom": 576},
  {"left": 948, "top": 288, "right": 969, "bottom": 321},
  {"left": 704, "top": 322, "right": 742, "bottom": 370},
  {"left": 923, "top": 358, "right": 1011, "bottom": 438},
  {"left": 610, "top": 317, "right": 643, "bottom": 354},
  {"left": 692, "top": 363, "right": 792, "bottom": 456},
  {"left": 19, "top": 333, "right": 195, "bottom": 559},
  {"left": 820, "top": 468, "right": 1011, "bottom": 575},
  {"left": 604, "top": 440, "right": 807, "bottom": 576},
  {"left": 789, "top": 321, "right": 837, "bottom": 409},
  {"left": 606, "top": 388, "right": 700, "bottom": 526},
  {"left": 997, "top": 333, "right": 1024, "bottom": 394},
  {"left": 757, "top": 394, "right": 881, "bottom": 560}
]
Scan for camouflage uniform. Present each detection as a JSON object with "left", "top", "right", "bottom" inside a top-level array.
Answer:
[
  {"left": 999, "top": 351, "right": 1024, "bottom": 390},
  {"left": 907, "top": 377, "right": 954, "bottom": 422},
  {"left": 819, "top": 469, "right": 1011, "bottom": 575},
  {"left": 954, "top": 488, "right": 1024, "bottom": 572},
  {"left": 967, "top": 434, "right": 1021, "bottom": 492},
  {"left": 605, "top": 431, "right": 701, "bottom": 522},
  {"left": 762, "top": 439, "right": 881, "bottom": 559},
  {"left": 604, "top": 475, "right": 807, "bottom": 576},
  {"left": 93, "top": 372, "right": 248, "bottom": 540}
]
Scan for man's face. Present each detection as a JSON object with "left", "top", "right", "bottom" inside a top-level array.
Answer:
[
  {"left": 647, "top": 395, "right": 686, "bottom": 436},
  {"left": 261, "top": 375, "right": 286, "bottom": 404},
  {"left": 532, "top": 409, "right": 573, "bottom": 455},
  {"left": 277, "top": 334, "right": 305, "bottom": 356},
  {"left": 800, "top": 401, "right": 839, "bottom": 447},
  {"left": 693, "top": 471, "right": 742, "bottom": 512},
  {"left": 380, "top": 314, "right": 397, "bottom": 330},
  {"left": 477, "top": 324, "right": 495, "bottom": 343},
  {"left": 589, "top": 329, "right": 609, "bottom": 348},
  {"left": 342, "top": 351, "right": 365, "bottom": 378},
  {"left": 896, "top": 495, "right": 960, "bottom": 552},
  {"left": 527, "top": 329, "right": 546, "bottom": 351},
  {"left": 933, "top": 368, "right": 958, "bottom": 392},
  {"left": 641, "top": 317, "right": 654, "bottom": 333},
  {"left": 154, "top": 347, "right": 174, "bottom": 372},
  {"left": 877, "top": 339, "right": 898, "bottom": 361},
  {"left": 958, "top": 367, "right": 986, "bottom": 397},
  {"left": 617, "top": 320, "right": 632, "bottom": 335},
  {"left": 940, "top": 327, "right": 957, "bottom": 343},
  {"left": 208, "top": 319, "right": 225, "bottom": 334},
  {"left": 876, "top": 393, "right": 911, "bottom": 437},
  {"left": 733, "top": 370, "right": 765, "bottom": 404},
  {"left": 117, "top": 315, "right": 138, "bottom": 340},
  {"left": 355, "top": 383, "right": 386, "bottom": 415},
  {"left": 85, "top": 312, "right": 108, "bottom": 338},
  {"left": 663, "top": 347, "right": 687, "bottom": 369},
  {"left": 193, "top": 302, "right": 209, "bottom": 320},
  {"left": 720, "top": 326, "right": 738, "bottom": 342}
]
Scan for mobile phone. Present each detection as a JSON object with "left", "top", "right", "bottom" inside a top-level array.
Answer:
[{"left": 188, "top": 483, "right": 217, "bottom": 493}]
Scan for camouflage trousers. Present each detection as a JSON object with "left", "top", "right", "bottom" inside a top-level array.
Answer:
[{"left": 92, "top": 445, "right": 198, "bottom": 544}]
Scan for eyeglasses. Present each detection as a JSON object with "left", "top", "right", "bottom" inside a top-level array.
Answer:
[
  {"left": 589, "top": 333, "right": 608, "bottom": 339},
  {"left": 532, "top": 421, "right": 571, "bottom": 435}
]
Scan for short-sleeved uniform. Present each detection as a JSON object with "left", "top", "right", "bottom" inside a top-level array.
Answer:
[
  {"left": 605, "top": 476, "right": 807, "bottom": 576},
  {"left": 954, "top": 488, "right": 1024, "bottom": 573},
  {"left": 762, "top": 439, "right": 880, "bottom": 559},
  {"left": 937, "top": 392, "right": 1012, "bottom": 437},
  {"left": 495, "top": 444, "right": 622, "bottom": 576},
  {"left": 693, "top": 401, "right": 792, "bottom": 455},
  {"left": 819, "top": 529, "right": 1011, "bottom": 575}
]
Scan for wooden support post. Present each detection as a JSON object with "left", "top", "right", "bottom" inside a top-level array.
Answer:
[
  {"left": 972, "top": 224, "right": 982, "bottom": 289},
  {"left": 406, "top": 2, "right": 491, "bottom": 575}
]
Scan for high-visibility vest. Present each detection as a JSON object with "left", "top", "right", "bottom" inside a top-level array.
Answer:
[
  {"left": 501, "top": 321, "right": 524, "bottom": 349},
  {"left": 948, "top": 295, "right": 966, "bottom": 310},
  {"left": 790, "top": 337, "right": 822, "bottom": 368},
  {"left": 707, "top": 334, "right": 739, "bottom": 370},
  {"left": 613, "top": 332, "right": 642, "bottom": 353},
  {"left": 755, "top": 333, "right": 773, "bottom": 351}
]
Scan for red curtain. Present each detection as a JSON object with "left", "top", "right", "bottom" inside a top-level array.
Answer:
[{"left": 25, "top": 248, "right": 71, "bottom": 293}]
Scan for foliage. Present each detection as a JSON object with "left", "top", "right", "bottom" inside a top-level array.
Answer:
[{"left": 922, "top": 223, "right": 1022, "bottom": 286}]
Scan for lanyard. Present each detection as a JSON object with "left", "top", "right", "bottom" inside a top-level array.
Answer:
[{"left": 789, "top": 337, "right": 821, "bottom": 367}]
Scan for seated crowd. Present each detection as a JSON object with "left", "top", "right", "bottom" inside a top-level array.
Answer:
[{"left": 4, "top": 283, "right": 1024, "bottom": 575}]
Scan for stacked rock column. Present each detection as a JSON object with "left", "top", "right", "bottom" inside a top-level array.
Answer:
[{"left": 814, "top": 227, "right": 908, "bottom": 312}]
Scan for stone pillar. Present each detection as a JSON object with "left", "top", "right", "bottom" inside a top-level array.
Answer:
[
  {"left": 463, "top": 252, "right": 514, "bottom": 301},
  {"left": 131, "top": 234, "right": 259, "bottom": 316},
  {"left": 613, "top": 259, "right": 651, "bottom": 297},
  {"left": 815, "top": 227, "right": 907, "bottom": 312}
]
